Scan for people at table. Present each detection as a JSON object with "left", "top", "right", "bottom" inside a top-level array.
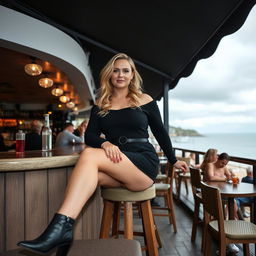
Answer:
[
  {"left": 204, "top": 152, "right": 240, "bottom": 253},
  {"left": 25, "top": 120, "right": 43, "bottom": 150},
  {"left": 203, "top": 152, "right": 232, "bottom": 182},
  {"left": 55, "top": 123, "right": 85, "bottom": 147}
]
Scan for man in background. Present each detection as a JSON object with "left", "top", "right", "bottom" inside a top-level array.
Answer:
[
  {"left": 55, "top": 123, "right": 84, "bottom": 148},
  {"left": 203, "top": 152, "right": 232, "bottom": 182}
]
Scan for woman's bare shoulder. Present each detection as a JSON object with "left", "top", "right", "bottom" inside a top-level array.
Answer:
[{"left": 139, "top": 93, "right": 153, "bottom": 105}]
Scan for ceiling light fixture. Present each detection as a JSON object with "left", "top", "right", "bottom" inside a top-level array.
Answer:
[
  {"left": 51, "top": 87, "right": 64, "bottom": 96},
  {"left": 39, "top": 72, "right": 54, "bottom": 88},
  {"left": 59, "top": 94, "right": 70, "bottom": 103},
  {"left": 24, "top": 57, "right": 43, "bottom": 76},
  {"left": 39, "top": 77, "right": 54, "bottom": 88},
  {"left": 66, "top": 101, "right": 75, "bottom": 109}
]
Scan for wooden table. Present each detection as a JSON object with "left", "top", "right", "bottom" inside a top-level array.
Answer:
[{"left": 206, "top": 181, "right": 256, "bottom": 220}]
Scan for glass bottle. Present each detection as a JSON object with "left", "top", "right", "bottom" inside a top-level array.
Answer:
[
  {"left": 42, "top": 114, "right": 52, "bottom": 151},
  {"left": 16, "top": 130, "right": 25, "bottom": 153}
]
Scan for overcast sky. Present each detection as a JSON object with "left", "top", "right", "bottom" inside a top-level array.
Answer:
[{"left": 158, "top": 6, "right": 256, "bottom": 134}]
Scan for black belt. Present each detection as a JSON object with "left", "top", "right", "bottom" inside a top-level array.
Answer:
[{"left": 114, "top": 136, "right": 149, "bottom": 145}]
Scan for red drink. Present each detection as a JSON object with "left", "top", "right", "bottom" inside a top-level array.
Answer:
[
  {"left": 16, "top": 139, "right": 25, "bottom": 152},
  {"left": 15, "top": 130, "right": 25, "bottom": 153}
]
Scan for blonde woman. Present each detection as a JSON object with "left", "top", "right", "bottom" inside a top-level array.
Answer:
[
  {"left": 18, "top": 53, "right": 187, "bottom": 255},
  {"left": 200, "top": 148, "right": 218, "bottom": 173}
]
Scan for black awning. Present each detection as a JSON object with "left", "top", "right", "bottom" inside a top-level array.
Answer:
[{"left": 1, "top": 0, "right": 255, "bottom": 99}]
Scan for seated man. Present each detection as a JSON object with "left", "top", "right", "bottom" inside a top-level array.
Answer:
[
  {"left": 203, "top": 152, "right": 232, "bottom": 182},
  {"left": 55, "top": 123, "right": 84, "bottom": 148}
]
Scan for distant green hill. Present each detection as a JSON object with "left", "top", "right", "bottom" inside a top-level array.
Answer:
[{"left": 170, "top": 126, "right": 202, "bottom": 137}]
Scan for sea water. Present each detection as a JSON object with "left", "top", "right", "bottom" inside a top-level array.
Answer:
[{"left": 172, "top": 133, "right": 256, "bottom": 160}]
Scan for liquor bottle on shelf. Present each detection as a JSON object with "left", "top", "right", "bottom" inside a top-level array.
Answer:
[{"left": 42, "top": 114, "right": 52, "bottom": 151}]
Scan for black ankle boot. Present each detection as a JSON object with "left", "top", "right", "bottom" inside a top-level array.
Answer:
[{"left": 17, "top": 213, "right": 75, "bottom": 255}]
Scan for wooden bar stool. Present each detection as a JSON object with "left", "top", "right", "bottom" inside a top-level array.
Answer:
[{"left": 100, "top": 185, "right": 159, "bottom": 256}]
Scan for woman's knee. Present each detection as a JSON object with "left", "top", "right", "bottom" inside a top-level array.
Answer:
[{"left": 80, "top": 147, "right": 102, "bottom": 160}]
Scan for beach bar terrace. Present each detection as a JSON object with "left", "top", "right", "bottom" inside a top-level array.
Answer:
[{"left": 1, "top": 1, "right": 256, "bottom": 255}]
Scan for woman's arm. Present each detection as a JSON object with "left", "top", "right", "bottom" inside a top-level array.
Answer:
[
  {"left": 84, "top": 105, "right": 107, "bottom": 148},
  {"left": 145, "top": 100, "right": 187, "bottom": 172}
]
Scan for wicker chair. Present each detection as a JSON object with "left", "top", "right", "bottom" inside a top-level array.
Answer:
[{"left": 201, "top": 182, "right": 256, "bottom": 256}]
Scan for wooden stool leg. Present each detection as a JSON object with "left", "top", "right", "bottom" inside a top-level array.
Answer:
[
  {"left": 112, "top": 202, "right": 121, "bottom": 238},
  {"left": 167, "top": 188, "right": 177, "bottom": 233},
  {"left": 191, "top": 199, "right": 200, "bottom": 242},
  {"left": 100, "top": 200, "right": 114, "bottom": 238},
  {"left": 124, "top": 202, "right": 133, "bottom": 239},
  {"left": 154, "top": 218, "right": 162, "bottom": 248},
  {"left": 140, "top": 200, "right": 158, "bottom": 256}
]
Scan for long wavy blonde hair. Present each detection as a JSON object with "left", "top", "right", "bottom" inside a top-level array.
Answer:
[
  {"left": 97, "top": 53, "right": 143, "bottom": 115},
  {"left": 200, "top": 148, "right": 218, "bottom": 171}
]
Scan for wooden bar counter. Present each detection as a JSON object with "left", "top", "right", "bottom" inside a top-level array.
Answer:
[{"left": 0, "top": 145, "right": 103, "bottom": 252}]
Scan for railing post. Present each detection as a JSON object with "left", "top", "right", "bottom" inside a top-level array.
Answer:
[{"left": 163, "top": 80, "right": 169, "bottom": 133}]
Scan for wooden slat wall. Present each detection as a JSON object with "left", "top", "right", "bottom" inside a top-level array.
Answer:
[
  {"left": 0, "top": 167, "right": 102, "bottom": 252},
  {"left": 25, "top": 170, "right": 48, "bottom": 240},
  {"left": 6, "top": 172, "right": 24, "bottom": 250}
]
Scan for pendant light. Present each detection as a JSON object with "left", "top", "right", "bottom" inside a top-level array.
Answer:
[
  {"left": 59, "top": 94, "right": 70, "bottom": 103},
  {"left": 51, "top": 87, "right": 64, "bottom": 96},
  {"left": 39, "top": 72, "right": 54, "bottom": 88},
  {"left": 66, "top": 101, "right": 75, "bottom": 109},
  {"left": 39, "top": 77, "right": 54, "bottom": 88},
  {"left": 24, "top": 57, "right": 43, "bottom": 76}
]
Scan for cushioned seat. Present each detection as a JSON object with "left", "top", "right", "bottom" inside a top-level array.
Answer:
[
  {"left": 1, "top": 239, "right": 142, "bottom": 256},
  {"left": 101, "top": 185, "right": 155, "bottom": 202},
  {"left": 209, "top": 220, "right": 256, "bottom": 239}
]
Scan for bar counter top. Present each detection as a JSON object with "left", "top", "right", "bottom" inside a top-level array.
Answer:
[{"left": 0, "top": 145, "right": 85, "bottom": 172}]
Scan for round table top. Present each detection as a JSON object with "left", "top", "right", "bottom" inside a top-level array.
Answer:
[{"left": 205, "top": 181, "right": 256, "bottom": 197}]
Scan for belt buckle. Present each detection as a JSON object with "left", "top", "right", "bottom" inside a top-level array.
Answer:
[{"left": 118, "top": 136, "right": 128, "bottom": 145}]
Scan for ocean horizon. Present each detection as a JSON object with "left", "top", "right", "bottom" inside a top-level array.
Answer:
[{"left": 172, "top": 132, "right": 256, "bottom": 160}]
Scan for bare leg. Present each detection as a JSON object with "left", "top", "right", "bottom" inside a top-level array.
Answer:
[
  {"left": 58, "top": 147, "right": 153, "bottom": 219},
  {"left": 98, "top": 172, "right": 124, "bottom": 188}
]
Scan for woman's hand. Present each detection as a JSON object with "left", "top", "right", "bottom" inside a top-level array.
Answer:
[
  {"left": 101, "top": 141, "right": 122, "bottom": 163},
  {"left": 173, "top": 160, "right": 189, "bottom": 173}
]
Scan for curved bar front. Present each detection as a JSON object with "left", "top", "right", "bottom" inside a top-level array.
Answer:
[{"left": 0, "top": 145, "right": 102, "bottom": 252}]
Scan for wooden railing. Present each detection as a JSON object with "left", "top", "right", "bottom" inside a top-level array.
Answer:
[{"left": 173, "top": 147, "right": 256, "bottom": 184}]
